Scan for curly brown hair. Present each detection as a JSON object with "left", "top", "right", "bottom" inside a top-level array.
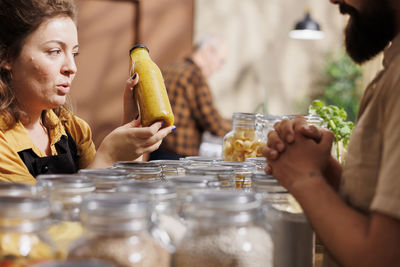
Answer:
[{"left": 0, "top": 0, "right": 77, "bottom": 130}]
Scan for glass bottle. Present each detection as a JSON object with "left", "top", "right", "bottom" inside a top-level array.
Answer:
[
  {"left": 174, "top": 190, "right": 273, "bottom": 267},
  {"left": 68, "top": 194, "right": 171, "bottom": 267},
  {"left": 222, "top": 113, "right": 266, "bottom": 162},
  {"left": 129, "top": 45, "right": 174, "bottom": 127},
  {"left": 36, "top": 174, "right": 95, "bottom": 259},
  {"left": 0, "top": 196, "right": 56, "bottom": 265}
]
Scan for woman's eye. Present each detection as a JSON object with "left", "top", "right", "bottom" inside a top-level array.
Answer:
[
  {"left": 73, "top": 52, "right": 80, "bottom": 57},
  {"left": 48, "top": 49, "right": 61, "bottom": 56}
]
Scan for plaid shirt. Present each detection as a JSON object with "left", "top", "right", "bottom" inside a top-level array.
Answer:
[{"left": 159, "top": 57, "right": 231, "bottom": 156}]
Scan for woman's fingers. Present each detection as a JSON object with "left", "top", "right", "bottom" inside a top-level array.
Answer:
[{"left": 123, "top": 73, "right": 140, "bottom": 124}]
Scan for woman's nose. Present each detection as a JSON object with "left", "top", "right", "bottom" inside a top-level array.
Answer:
[{"left": 62, "top": 55, "right": 77, "bottom": 75}]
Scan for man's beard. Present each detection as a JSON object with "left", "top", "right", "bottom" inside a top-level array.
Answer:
[{"left": 340, "top": 1, "right": 396, "bottom": 64}]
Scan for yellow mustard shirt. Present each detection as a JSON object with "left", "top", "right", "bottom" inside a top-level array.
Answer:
[{"left": 0, "top": 110, "right": 96, "bottom": 185}]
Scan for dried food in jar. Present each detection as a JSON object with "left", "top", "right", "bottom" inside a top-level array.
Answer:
[{"left": 68, "top": 234, "right": 170, "bottom": 267}]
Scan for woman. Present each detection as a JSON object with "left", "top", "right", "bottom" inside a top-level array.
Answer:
[{"left": 0, "top": 0, "right": 174, "bottom": 184}]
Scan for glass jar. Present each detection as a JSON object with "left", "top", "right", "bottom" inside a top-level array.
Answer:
[
  {"left": 118, "top": 181, "right": 186, "bottom": 247},
  {"left": 216, "top": 161, "right": 256, "bottom": 189},
  {"left": 184, "top": 166, "right": 235, "bottom": 189},
  {"left": 282, "top": 114, "right": 324, "bottom": 128},
  {"left": 68, "top": 194, "right": 171, "bottom": 267},
  {"left": 183, "top": 156, "right": 223, "bottom": 166},
  {"left": 167, "top": 175, "right": 220, "bottom": 219},
  {"left": 149, "top": 160, "right": 187, "bottom": 178},
  {"left": 31, "top": 259, "right": 115, "bottom": 267},
  {"left": 78, "top": 169, "right": 132, "bottom": 193},
  {"left": 251, "top": 172, "right": 286, "bottom": 193},
  {"left": 36, "top": 175, "right": 95, "bottom": 259},
  {"left": 245, "top": 157, "right": 267, "bottom": 172},
  {"left": 256, "top": 185, "right": 314, "bottom": 267},
  {"left": 222, "top": 113, "right": 266, "bottom": 162},
  {"left": 113, "top": 161, "right": 163, "bottom": 181},
  {"left": 0, "top": 181, "right": 37, "bottom": 197},
  {"left": 174, "top": 190, "right": 273, "bottom": 267},
  {"left": 0, "top": 196, "right": 56, "bottom": 265}
]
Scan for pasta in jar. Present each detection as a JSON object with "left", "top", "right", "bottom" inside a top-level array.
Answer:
[{"left": 223, "top": 113, "right": 266, "bottom": 162}]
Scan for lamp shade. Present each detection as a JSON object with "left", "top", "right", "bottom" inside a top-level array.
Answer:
[{"left": 289, "top": 12, "right": 325, "bottom": 40}]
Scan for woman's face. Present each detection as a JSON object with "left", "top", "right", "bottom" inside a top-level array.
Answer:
[{"left": 8, "top": 16, "right": 78, "bottom": 113}]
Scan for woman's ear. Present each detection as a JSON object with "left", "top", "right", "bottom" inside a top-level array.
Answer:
[{"left": 0, "top": 60, "right": 12, "bottom": 71}]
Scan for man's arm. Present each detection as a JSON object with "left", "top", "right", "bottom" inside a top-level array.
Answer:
[{"left": 292, "top": 174, "right": 400, "bottom": 267}]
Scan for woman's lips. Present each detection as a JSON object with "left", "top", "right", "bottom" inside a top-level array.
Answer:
[{"left": 57, "top": 84, "right": 70, "bottom": 95}]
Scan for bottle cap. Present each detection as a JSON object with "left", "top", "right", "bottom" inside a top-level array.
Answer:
[{"left": 129, "top": 44, "right": 149, "bottom": 55}]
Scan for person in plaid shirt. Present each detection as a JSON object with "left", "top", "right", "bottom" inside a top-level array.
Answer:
[{"left": 149, "top": 36, "right": 232, "bottom": 160}]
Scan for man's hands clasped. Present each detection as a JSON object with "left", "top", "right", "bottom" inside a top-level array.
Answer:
[{"left": 262, "top": 116, "right": 335, "bottom": 191}]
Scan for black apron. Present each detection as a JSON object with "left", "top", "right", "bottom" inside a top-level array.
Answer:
[{"left": 18, "top": 131, "right": 80, "bottom": 177}]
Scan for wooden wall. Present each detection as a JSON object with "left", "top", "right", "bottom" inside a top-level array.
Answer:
[{"left": 72, "top": 0, "right": 193, "bottom": 147}]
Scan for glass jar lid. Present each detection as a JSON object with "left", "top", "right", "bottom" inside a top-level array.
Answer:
[
  {"left": 149, "top": 160, "right": 186, "bottom": 168},
  {"left": 183, "top": 190, "right": 262, "bottom": 224},
  {"left": 118, "top": 181, "right": 177, "bottom": 201},
  {"left": 184, "top": 166, "right": 235, "bottom": 176},
  {"left": 183, "top": 156, "right": 223, "bottom": 163},
  {"left": 31, "top": 260, "right": 115, "bottom": 267},
  {"left": 113, "top": 161, "right": 161, "bottom": 170},
  {"left": 78, "top": 168, "right": 132, "bottom": 179},
  {"left": 77, "top": 169, "right": 132, "bottom": 191},
  {"left": 245, "top": 158, "right": 267, "bottom": 171},
  {"left": 0, "top": 196, "right": 50, "bottom": 219},
  {"left": 217, "top": 161, "right": 256, "bottom": 171},
  {"left": 36, "top": 174, "right": 95, "bottom": 194},
  {"left": 80, "top": 194, "right": 150, "bottom": 232},
  {"left": 167, "top": 175, "right": 220, "bottom": 188},
  {"left": 0, "top": 182, "right": 37, "bottom": 196}
]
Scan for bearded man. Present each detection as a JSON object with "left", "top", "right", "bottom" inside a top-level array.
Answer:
[{"left": 263, "top": 0, "right": 400, "bottom": 266}]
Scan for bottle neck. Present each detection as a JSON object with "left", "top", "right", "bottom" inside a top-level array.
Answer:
[{"left": 130, "top": 48, "right": 151, "bottom": 61}]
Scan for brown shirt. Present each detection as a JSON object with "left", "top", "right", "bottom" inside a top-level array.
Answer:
[
  {"left": 158, "top": 58, "right": 231, "bottom": 156},
  {"left": 324, "top": 34, "right": 400, "bottom": 267}
]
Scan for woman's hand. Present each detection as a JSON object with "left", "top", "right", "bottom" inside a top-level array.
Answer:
[
  {"left": 268, "top": 128, "right": 334, "bottom": 191},
  {"left": 90, "top": 119, "right": 174, "bottom": 168},
  {"left": 123, "top": 73, "right": 139, "bottom": 124}
]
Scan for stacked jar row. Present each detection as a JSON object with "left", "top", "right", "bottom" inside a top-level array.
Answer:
[{"left": 0, "top": 158, "right": 313, "bottom": 267}]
